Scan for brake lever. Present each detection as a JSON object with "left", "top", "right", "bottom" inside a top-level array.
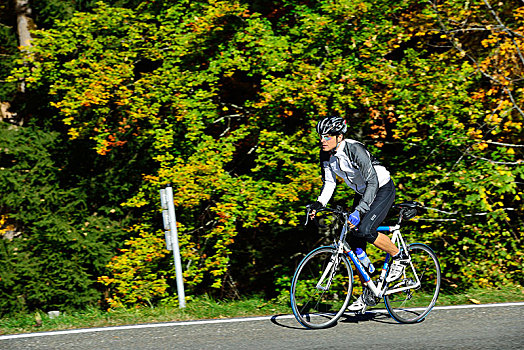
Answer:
[
  {"left": 304, "top": 206, "right": 311, "bottom": 226},
  {"left": 304, "top": 206, "right": 328, "bottom": 228}
]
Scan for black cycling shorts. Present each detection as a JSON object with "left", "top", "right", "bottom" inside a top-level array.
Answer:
[{"left": 348, "top": 179, "right": 396, "bottom": 249}]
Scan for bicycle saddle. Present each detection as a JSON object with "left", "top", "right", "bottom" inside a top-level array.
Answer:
[
  {"left": 393, "top": 201, "right": 422, "bottom": 209},
  {"left": 393, "top": 201, "right": 422, "bottom": 220}
]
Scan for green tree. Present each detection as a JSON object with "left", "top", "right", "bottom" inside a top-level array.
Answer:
[
  {"left": 0, "top": 123, "right": 129, "bottom": 314},
  {"left": 3, "top": 0, "right": 522, "bottom": 312}
]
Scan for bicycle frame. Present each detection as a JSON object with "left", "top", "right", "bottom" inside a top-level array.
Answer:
[
  {"left": 368, "top": 225, "right": 422, "bottom": 298},
  {"left": 317, "top": 218, "right": 422, "bottom": 300}
]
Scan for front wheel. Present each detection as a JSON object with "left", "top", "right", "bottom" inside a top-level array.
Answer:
[
  {"left": 290, "top": 246, "right": 354, "bottom": 329},
  {"left": 384, "top": 243, "right": 441, "bottom": 323}
]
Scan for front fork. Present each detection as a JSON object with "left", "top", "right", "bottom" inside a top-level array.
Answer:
[
  {"left": 315, "top": 243, "right": 345, "bottom": 291},
  {"left": 316, "top": 220, "right": 350, "bottom": 291}
]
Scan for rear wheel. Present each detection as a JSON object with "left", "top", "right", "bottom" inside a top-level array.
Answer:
[
  {"left": 290, "top": 246, "right": 354, "bottom": 329},
  {"left": 384, "top": 243, "right": 441, "bottom": 323}
]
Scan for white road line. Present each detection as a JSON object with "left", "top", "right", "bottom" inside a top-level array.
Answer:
[{"left": 1, "top": 302, "right": 523, "bottom": 340}]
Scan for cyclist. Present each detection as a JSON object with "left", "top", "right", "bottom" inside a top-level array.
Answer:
[{"left": 309, "top": 116, "right": 409, "bottom": 312}]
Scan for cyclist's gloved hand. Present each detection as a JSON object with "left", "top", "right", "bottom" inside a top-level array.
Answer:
[
  {"left": 308, "top": 201, "right": 323, "bottom": 211},
  {"left": 308, "top": 201, "right": 323, "bottom": 220},
  {"left": 348, "top": 210, "right": 360, "bottom": 227}
]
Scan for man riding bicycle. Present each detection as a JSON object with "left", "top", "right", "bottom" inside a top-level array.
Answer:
[{"left": 309, "top": 116, "right": 409, "bottom": 312}]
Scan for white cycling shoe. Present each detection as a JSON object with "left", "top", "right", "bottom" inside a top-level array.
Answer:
[
  {"left": 347, "top": 294, "right": 367, "bottom": 312},
  {"left": 386, "top": 251, "right": 410, "bottom": 283},
  {"left": 347, "top": 287, "right": 375, "bottom": 313}
]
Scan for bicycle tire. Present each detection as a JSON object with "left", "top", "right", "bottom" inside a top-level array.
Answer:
[
  {"left": 383, "top": 243, "right": 441, "bottom": 323},
  {"left": 290, "top": 246, "right": 354, "bottom": 329}
]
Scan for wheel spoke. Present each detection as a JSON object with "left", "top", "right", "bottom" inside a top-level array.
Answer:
[
  {"left": 384, "top": 243, "right": 441, "bottom": 323},
  {"left": 290, "top": 247, "right": 353, "bottom": 329}
]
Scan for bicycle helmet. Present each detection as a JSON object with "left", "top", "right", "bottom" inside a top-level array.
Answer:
[{"left": 316, "top": 116, "right": 347, "bottom": 135}]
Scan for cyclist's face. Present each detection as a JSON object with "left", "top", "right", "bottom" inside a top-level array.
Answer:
[{"left": 319, "top": 134, "right": 340, "bottom": 151}]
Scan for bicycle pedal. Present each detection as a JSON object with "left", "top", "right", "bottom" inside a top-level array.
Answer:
[{"left": 357, "top": 306, "right": 368, "bottom": 315}]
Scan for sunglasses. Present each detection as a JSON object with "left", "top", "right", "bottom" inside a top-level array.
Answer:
[{"left": 320, "top": 134, "right": 334, "bottom": 141}]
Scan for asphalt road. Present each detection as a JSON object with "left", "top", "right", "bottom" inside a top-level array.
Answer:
[{"left": 2, "top": 303, "right": 523, "bottom": 350}]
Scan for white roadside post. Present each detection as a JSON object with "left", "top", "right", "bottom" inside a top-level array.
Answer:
[{"left": 160, "top": 185, "right": 186, "bottom": 308}]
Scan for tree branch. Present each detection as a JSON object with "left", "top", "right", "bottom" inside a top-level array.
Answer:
[
  {"left": 503, "top": 87, "right": 524, "bottom": 118},
  {"left": 466, "top": 152, "right": 523, "bottom": 165},
  {"left": 427, "top": 0, "right": 524, "bottom": 124},
  {"left": 486, "top": 140, "right": 524, "bottom": 148},
  {"left": 482, "top": 0, "right": 524, "bottom": 63},
  {"left": 418, "top": 207, "right": 517, "bottom": 222}
]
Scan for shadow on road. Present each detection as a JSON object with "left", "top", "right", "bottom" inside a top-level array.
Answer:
[
  {"left": 339, "top": 311, "right": 396, "bottom": 325},
  {"left": 269, "top": 314, "right": 308, "bottom": 330},
  {"left": 269, "top": 310, "right": 399, "bottom": 330}
]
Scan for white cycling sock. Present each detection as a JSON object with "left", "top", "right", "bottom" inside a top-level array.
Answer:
[{"left": 393, "top": 250, "right": 408, "bottom": 260}]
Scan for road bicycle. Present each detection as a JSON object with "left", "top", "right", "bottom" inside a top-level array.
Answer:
[{"left": 290, "top": 201, "right": 441, "bottom": 329}]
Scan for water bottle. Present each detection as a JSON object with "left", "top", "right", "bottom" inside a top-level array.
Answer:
[{"left": 356, "top": 248, "right": 375, "bottom": 274}]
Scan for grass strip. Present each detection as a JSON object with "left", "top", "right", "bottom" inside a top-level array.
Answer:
[{"left": 1, "top": 286, "right": 523, "bottom": 335}]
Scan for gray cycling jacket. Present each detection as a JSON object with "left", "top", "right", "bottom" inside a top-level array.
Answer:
[{"left": 316, "top": 139, "right": 391, "bottom": 214}]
